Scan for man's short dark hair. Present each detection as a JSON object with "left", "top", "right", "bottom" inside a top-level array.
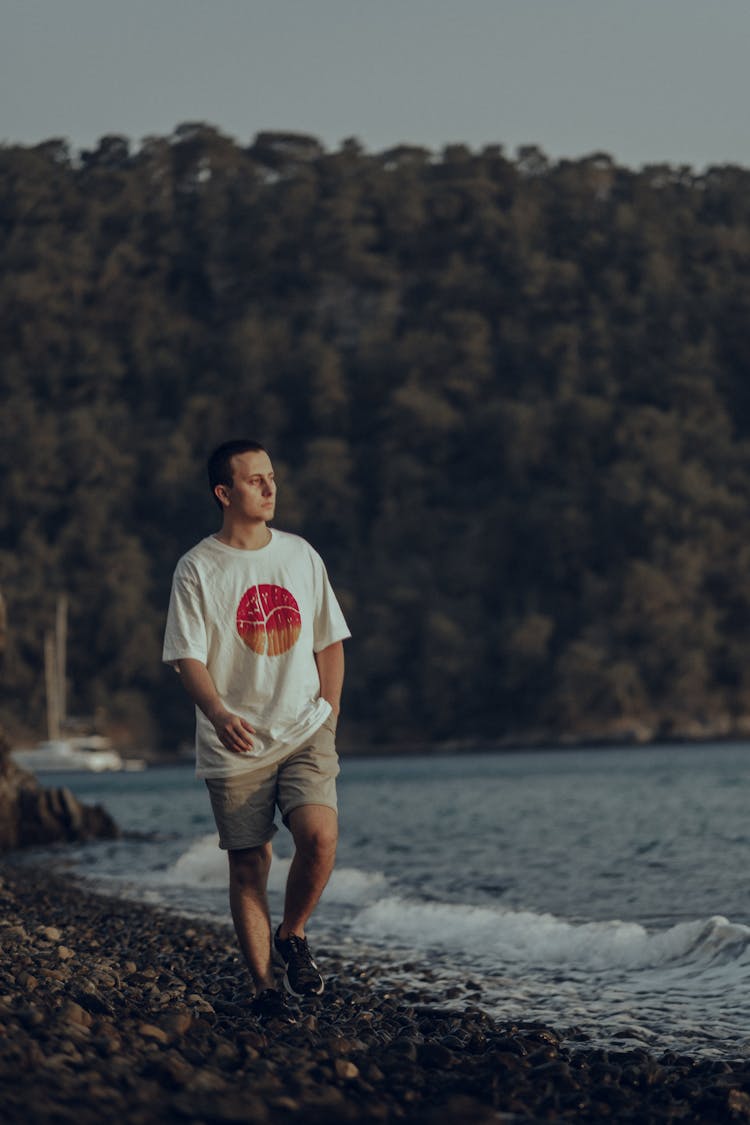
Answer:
[{"left": 207, "top": 439, "right": 267, "bottom": 510}]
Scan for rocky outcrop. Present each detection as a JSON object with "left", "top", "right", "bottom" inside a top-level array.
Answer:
[{"left": 0, "top": 729, "right": 119, "bottom": 850}]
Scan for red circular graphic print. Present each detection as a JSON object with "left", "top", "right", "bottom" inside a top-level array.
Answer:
[{"left": 236, "top": 584, "right": 302, "bottom": 656}]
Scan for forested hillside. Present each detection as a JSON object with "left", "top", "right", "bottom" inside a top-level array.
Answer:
[{"left": 3, "top": 125, "right": 750, "bottom": 751}]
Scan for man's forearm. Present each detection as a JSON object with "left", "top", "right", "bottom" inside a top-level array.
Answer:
[
  {"left": 314, "top": 642, "right": 345, "bottom": 716},
  {"left": 176, "top": 658, "right": 226, "bottom": 722},
  {"left": 176, "top": 658, "right": 255, "bottom": 753}
]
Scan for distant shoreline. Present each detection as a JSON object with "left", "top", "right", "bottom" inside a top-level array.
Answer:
[
  {"left": 147, "top": 729, "right": 750, "bottom": 768},
  {"left": 366, "top": 726, "right": 750, "bottom": 754},
  {"left": 13, "top": 724, "right": 750, "bottom": 772}
]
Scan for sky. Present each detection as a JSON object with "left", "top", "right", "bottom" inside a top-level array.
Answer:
[{"left": 2, "top": 0, "right": 750, "bottom": 171}]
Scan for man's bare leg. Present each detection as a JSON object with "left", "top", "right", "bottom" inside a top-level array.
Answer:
[
  {"left": 278, "top": 805, "right": 338, "bottom": 940},
  {"left": 227, "top": 842, "right": 275, "bottom": 991}
]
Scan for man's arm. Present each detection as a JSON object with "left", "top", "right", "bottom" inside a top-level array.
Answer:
[
  {"left": 177, "top": 658, "right": 255, "bottom": 754},
  {"left": 314, "top": 641, "right": 345, "bottom": 718}
]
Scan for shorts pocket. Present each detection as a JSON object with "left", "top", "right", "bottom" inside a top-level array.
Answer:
[{"left": 322, "top": 712, "right": 338, "bottom": 734}]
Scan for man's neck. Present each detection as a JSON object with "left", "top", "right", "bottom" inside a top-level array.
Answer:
[{"left": 214, "top": 521, "right": 271, "bottom": 551}]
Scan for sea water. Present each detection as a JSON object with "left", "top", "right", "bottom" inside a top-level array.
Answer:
[{"left": 27, "top": 743, "right": 750, "bottom": 1058}]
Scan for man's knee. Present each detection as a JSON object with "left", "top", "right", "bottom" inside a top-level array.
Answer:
[
  {"left": 228, "top": 841, "right": 272, "bottom": 888},
  {"left": 306, "top": 826, "right": 338, "bottom": 860},
  {"left": 289, "top": 808, "right": 338, "bottom": 860}
]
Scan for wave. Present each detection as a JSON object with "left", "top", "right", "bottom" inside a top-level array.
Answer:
[
  {"left": 161, "top": 833, "right": 387, "bottom": 904},
  {"left": 352, "top": 897, "right": 750, "bottom": 972},
  {"left": 151, "top": 835, "right": 750, "bottom": 974}
]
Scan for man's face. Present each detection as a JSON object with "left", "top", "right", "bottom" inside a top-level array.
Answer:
[{"left": 218, "top": 450, "right": 276, "bottom": 522}]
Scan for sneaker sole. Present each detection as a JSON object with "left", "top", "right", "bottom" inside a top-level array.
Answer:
[
  {"left": 281, "top": 971, "right": 325, "bottom": 998},
  {"left": 273, "top": 935, "right": 325, "bottom": 997}
]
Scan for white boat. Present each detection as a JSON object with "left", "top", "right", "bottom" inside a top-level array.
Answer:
[
  {"left": 13, "top": 595, "right": 147, "bottom": 774},
  {"left": 12, "top": 736, "right": 125, "bottom": 773}
]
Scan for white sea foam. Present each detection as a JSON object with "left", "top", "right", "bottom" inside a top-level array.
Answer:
[
  {"left": 352, "top": 896, "right": 750, "bottom": 972},
  {"left": 161, "top": 833, "right": 387, "bottom": 904},
  {"left": 155, "top": 836, "right": 750, "bottom": 973},
  {"left": 167, "top": 834, "right": 224, "bottom": 885}
]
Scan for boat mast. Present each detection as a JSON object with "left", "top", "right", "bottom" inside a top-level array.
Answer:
[
  {"left": 44, "top": 595, "right": 68, "bottom": 742},
  {"left": 56, "top": 594, "right": 67, "bottom": 731},
  {"left": 44, "top": 632, "right": 60, "bottom": 742}
]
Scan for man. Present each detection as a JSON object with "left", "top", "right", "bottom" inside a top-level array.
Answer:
[{"left": 163, "top": 439, "right": 350, "bottom": 1019}]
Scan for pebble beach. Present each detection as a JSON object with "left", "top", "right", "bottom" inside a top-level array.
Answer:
[{"left": 2, "top": 863, "right": 750, "bottom": 1124}]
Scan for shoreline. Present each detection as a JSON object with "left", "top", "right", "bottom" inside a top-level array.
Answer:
[
  {"left": 339, "top": 732, "right": 750, "bottom": 759},
  {"left": 91, "top": 733, "right": 750, "bottom": 772},
  {"left": 2, "top": 863, "right": 750, "bottom": 1123}
]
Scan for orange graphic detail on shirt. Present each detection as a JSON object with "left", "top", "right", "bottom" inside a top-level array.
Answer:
[{"left": 236, "top": 584, "right": 302, "bottom": 656}]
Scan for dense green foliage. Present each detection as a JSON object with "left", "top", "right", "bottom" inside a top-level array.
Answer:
[{"left": 3, "top": 126, "right": 750, "bottom": 750}]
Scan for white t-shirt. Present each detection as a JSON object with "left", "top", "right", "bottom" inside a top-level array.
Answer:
[{"left": 162, "top": 530, "right": 351, "bottom": 777}]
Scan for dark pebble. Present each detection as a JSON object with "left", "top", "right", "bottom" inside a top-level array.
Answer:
[{"left": 417, "top": 1042, "right": 456, "bottom": 1069}]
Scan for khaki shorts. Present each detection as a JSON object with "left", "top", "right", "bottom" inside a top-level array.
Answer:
[{"left": 204, "top": 716, "right": 339, "bottom": 851}]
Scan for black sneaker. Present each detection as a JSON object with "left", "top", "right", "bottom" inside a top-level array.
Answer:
[
  {"left": 249, "top": 987, "right": 298, "bottom": 1023},
  {"left": 273, "top": 926, "right": 325, "bottom": 997}
]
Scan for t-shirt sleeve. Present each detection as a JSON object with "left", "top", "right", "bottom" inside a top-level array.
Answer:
[
  {"left": 162, "top": 561, "right": 208, "bottom": 669},
  {"left": 310, "top": 552, "right": 351, "bottom": 653}
]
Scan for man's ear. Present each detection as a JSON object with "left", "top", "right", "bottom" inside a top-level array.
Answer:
[{"left": 214, "top": 484, "right": 230, "bottom": 508}]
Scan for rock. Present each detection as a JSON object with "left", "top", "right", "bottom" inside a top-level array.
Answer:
[
  {"left": 212, "top": 998, "right": 244, "bottom": 1017},
  {"left": 72, "top": 985, "right": 113, "bottom": 1016},
  {"left": 0, "top": 729, "right": 119, "bottom": 850},
  {"left": 494, "top": 1035, "right": 528, "bottom": 1056},
  {"left": 728, "top": 1088, "right": 750, "bottom": 1118},
  {"left": 92, "top": 1024, "right": 123, "bottom": 1056},
  {"left": 296, "top": 1085, "right": 347, "bottom": 1111},
  {"left": 186, "top": 994, "right": 215, "bottom": 1014},
  {"left": 324, "top": 1035, "right": 360, "bottom": 1056},
  {"left": 269, "top": 1095, "right": 300, "bottom": 1112},
  {"left": 39, "top": 967, "right": 69, "bottom": 984},
  {"left": 418, "top": 1042, "right": 456, "bottom": 1068},
  {"left": 17, "top": 1004, "right": 45, "bottom": 1029},
  {"left": 138, "top": 1022, "right": 170, "bottom": 1044},
  {"left": 17, "top": 971, "right": 38, "bottom": 992},
  {"left": 161, "top": 1011, "right": 193, "bottom": 1036},
  {"left": 384, "top": 1037, "right": 419, "bottom": 1063},
  {"left": 185, "top": 1070, "right": 228, "bottom": 1094},
  {"left": 212, "top": 1041, "right": 240, "bottom": 1069},
  {"left": 144, "top": 1052, "right": 195, "bottom": 1088},
  {"left": 58, "top": 1000, "right": 93, "bottom": 1028},
  {"left": 2, "top": 924, "right": 28, "bottom": 942},
  {"left": 333, "top": 1059, "right": 360, "bottom": 1080}
]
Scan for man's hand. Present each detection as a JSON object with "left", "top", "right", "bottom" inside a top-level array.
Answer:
[
  {"left": 314, "top": 641, "right": 345, "bottom": 717},
  {"left": 176, "top": 659, "right": 256, "bottom": 754},
  {"left": 210, "top": 708, "right": 256, "bottom": 754}
]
